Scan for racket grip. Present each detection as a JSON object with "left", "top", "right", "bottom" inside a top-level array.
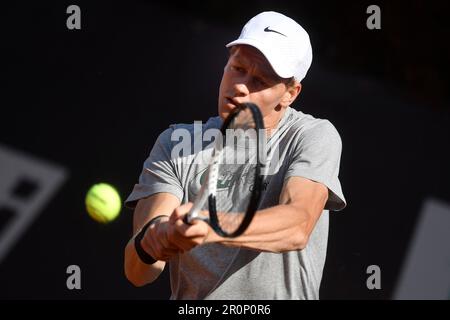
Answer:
[{"left": 183, "top": 214, "right": 192, "bottom": 225}]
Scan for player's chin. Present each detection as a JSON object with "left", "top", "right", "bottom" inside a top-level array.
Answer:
[
  {"left": 219, "top": 112, "right": 228, "bottom": 120},
  {"left": 218, "top": 102, "right": 234, "bottom": 119},
  {"left": 218, "top": 107, "right": 229, "bottom": 120}
]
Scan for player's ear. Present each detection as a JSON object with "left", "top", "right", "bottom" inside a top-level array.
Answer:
[{"left": 279, "top": 82, "right": 301, "bottom": 108}]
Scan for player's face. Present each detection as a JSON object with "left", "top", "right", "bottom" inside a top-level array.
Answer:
[{"left": 218, "top": 45, "right": 300, "bottom": 130}]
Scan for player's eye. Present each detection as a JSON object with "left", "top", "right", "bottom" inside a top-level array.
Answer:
[
  {"left": 254, "top": 77, "right": 267, "bottom": 87},
  {"left": 231, "top": 65, "right": 245, "bottom": 73}
]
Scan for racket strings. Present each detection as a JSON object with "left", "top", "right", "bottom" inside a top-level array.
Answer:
[
  {"left": 214, "top": 123, "right": 258, "bottom": 234},
  {"left": 231, "top": 108, "right": 256, "bottom": 130}
]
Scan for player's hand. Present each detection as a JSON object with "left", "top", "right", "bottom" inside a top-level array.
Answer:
[
  {"left": 140, "top": 203, "right": 211, "bottom": 261},
  {"left": 139, "top": 215, "right": 180, "bottom": 262},
  {"left": 167, "top": 202, "right": 211, "bottom": 250}
]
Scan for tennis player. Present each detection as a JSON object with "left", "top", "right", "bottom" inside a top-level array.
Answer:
[{"left": 124, "top": 11, "right": 346, "bottom": 299}]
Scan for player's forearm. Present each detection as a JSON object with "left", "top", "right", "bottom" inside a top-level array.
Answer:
[
  {"left": 208, "top": 204, "right": 311, "bottom": 253},
  {"left": 124, "top": 237, "right": 165, "bottom": 287}
]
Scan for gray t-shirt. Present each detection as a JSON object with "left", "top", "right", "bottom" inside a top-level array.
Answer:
[{"left": 125, "top": 107, "right": 346, "bottom": 300}]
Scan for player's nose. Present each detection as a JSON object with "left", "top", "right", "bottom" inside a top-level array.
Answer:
[{"left": 232, "top": 82, "right": 250, "bottom": 98}]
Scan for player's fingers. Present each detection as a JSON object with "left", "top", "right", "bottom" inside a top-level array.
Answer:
[
  {"left": 166, "top": 222, "right": 195, "bottom": 251},
  {"left": 142, "top": 221, "right": 184, "bottom": 260},
  {"left": 189, "top": 235, "right": 208, "bottom": 246},
  {"left": 151, "top": 233, "right": 182, "bottom": 260},
  {"left": 174, "top": 218, "right": 190, "bottom": 233},
  {"left": 168, "top": 234, "right": 194, "bottom": 251},
  {"left": 169, "top": 202, "right": 194, "bottom": 224},
  {"left": 174, "top": 218, "right": 208, "bottom": 238},
  {"left": 182, "top": 220, "right": 209, "bottom": 238},
  {"left": 171, "top": 226, "right": 205, "bottom": 251},
  {"left": 159, "top": 230, "right": 183, "bottom": 253},
  {"left": 152, "top": 241, "right": 171, "bottom": 260}
]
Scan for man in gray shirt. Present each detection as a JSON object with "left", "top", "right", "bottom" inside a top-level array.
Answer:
[{"left": 124, "top": 11, "right": 346, "bottom": 299}]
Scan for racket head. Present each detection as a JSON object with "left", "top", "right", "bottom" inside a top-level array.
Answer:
[{"left": 207, "top": 102, "right": 265, "bottom": 237}]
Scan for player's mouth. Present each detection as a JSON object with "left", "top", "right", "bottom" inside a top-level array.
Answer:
[
  {"left": 225, "top": 97, "right": 240, "bottom": 109},
  {"left": 225, "top": 97, "right": 235, "bottom": 107}
]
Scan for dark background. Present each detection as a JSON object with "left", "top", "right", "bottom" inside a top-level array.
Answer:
[{"left": 1, "top": 0, "right": 449, "bottom": 299}]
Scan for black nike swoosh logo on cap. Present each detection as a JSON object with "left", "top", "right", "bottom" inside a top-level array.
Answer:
[{"left": 264, "top": 26, "right": 287, "bottom": 37}]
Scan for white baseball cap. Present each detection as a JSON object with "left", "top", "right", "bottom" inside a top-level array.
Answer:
[{"left": 226, "top": 11, "right": 313, "bottom": 82}]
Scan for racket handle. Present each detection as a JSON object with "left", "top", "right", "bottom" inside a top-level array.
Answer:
[
  {"left": 183, "top": 214, "right": 192, "bottom": 225},
  {"left": 183, "top": 212, "right": 209, "bottom": 225}
]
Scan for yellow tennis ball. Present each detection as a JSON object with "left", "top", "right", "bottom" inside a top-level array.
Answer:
[{"left": 85, "top": 183, "right": 121, "bottom": 223}]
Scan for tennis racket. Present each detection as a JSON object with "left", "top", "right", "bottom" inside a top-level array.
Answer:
[{"left": 183, "top": 102, "right": 265, "bottom": 237}]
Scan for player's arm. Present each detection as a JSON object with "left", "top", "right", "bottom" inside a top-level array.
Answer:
[
  {"left": 124, "top": 192, "right": 180, "bottom": 287},
  {"left": 206, "top": 176, "right": 328, "bottom": 253},
  {"left": 124, "top": 193, "right": 209, "bottom": 287}
]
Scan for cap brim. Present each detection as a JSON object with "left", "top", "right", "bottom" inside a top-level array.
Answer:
[{"left": 226, "top": 38, "right": 293, "bottom": 79}]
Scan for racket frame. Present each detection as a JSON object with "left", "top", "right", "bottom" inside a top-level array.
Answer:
[{"left": 185, "top": 102, "right": 265, "bottom": 238}]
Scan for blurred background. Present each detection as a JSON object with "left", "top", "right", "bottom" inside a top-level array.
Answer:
[{"left": 1, "top": 0, "right": 449, "bottom": 299}]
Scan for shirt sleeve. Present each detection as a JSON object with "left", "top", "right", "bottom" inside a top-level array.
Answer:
[
  {"left": 284, "top": 120, "right": 346, "bottom": 211},
  {"left": 124, "top": 127, "right": 184, "bottom": 209}
]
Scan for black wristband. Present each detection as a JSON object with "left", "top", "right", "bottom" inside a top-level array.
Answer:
[{"left": 134, "top": 215, "right": 168, "bottom": 265}]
